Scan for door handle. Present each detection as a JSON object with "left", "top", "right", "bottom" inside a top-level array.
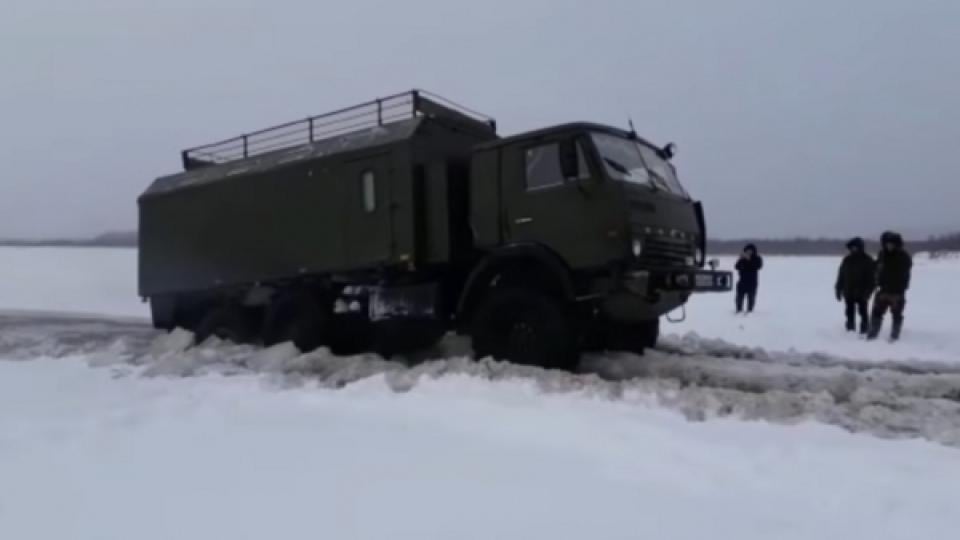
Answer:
[{"left": 514, "top": 217, "right": 534, "bottom": 225}]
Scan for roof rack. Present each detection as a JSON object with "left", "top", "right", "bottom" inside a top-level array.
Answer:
[{"left": 181, "top": 89, "right": 497, "bottom": 171}]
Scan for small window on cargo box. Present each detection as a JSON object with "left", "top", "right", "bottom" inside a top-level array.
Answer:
[{"left": 361, "top": 170, "right": 376, "bottom": 212}]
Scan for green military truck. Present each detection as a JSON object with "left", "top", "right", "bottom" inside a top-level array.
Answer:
[{"left": 138, "top": 90, "right": 731, "bottom": 369}]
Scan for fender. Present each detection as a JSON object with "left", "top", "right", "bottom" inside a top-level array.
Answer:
[
  {"left": 149, "top": 294, "right": 178, "bottom": 330},
  {"left": 456, "top": 243, "right": 576, "bottom": 318}
]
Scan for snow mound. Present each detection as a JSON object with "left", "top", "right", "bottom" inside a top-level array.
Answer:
[
  {"left": 2, "top": 312, "right": 959, "bottom": 448},
  {"left": 123, "top": 327, "right": 960, "bottom": 448}
]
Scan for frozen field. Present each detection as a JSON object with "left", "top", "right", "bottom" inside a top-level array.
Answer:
[
  {"left": 2, "top": 248, "right": 957, "bottom": 363},
  {"left": 674, "top": 254, "right": 960, "bottom": 363},
  {"left": 1, "top": 246, "right": 959, "bottom": 539}
]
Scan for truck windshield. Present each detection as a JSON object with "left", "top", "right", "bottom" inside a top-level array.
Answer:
[{"left": 590, "top": 132, "right": 688, "bottom": 198}]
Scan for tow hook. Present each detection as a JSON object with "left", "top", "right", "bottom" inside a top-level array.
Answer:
[{"left": 666, "top": 304, "right": 687, "bottom": 323}]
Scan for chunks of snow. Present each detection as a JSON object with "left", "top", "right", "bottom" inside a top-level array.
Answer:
[
  {"left": 2, "top": 356, "right": 959, "bottom": 540},
  {"left": 1, "top": 247, "right": 960, "bottom": 538}
]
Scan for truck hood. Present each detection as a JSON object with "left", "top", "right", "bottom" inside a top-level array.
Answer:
[
  {"left": 623, "top": 183, "right": 700, "bottom": 239},
  {"left": 623, "top": 183, "right": 701, "bottom": 266}
]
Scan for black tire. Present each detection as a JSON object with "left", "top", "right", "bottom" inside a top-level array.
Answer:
[
  {"left": 373, "top": 320, "right": 444, "bottom": 359},
  {"left": 470, "top": 288, "right": 579, "bottom": 370},
  {"left": 327, "top": 315, "right": 373, "bottom": 356},
  {"left": 638, "top": 318, "right": 660, "bottom": 349},
  {"left": 195, "top": 306, "right": 254, "bottom": 345},
  {"left": 262, "top": 296, "right": 331, "bottom": 353},
  {"left": 603, "top": 318, "right": 659, "bottom": 355}
]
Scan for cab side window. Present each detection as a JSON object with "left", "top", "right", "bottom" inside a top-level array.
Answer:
[
  {"left": 525, "top": 144, "right": 564, "bottom": 191},
  {"left": 524, "top": 140, "right": 590, "bottom": 191}
]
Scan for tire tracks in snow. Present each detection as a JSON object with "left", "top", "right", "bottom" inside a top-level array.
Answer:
[{"left": 2, "top": 312, "right": 959, "bottom": 448}]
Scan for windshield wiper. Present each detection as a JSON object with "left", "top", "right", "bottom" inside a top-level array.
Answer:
[
  {"left": 603, "top": 157, "right": 630, "bottom": 175},
  {"left": 649, "top": 174, "right": 670, "bottom": 192},
  {"left": 605, "top": 157, "right": 664, "bottom": 192}
]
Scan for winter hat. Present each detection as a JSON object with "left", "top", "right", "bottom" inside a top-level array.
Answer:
[
  {"left": 881, "top": 231, "right": 903, "bottom": 247},
  {"left": 744, "top": 243, "right": 757, "bottom": 253},
  {"left": 846, "top": 237, "right": 865, "bottom": 250}
]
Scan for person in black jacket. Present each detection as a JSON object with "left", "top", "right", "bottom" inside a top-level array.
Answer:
[
  {"left": 835, "top": 237, "right": 875, "bottom": 334},
  {"left": 867, "top": 231, "right": 913, "bottom": 341},
  {"left": 735, "top": 243, "right": 763, "bottom": 313}
]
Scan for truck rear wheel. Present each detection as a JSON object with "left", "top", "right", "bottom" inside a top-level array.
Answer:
[
  {"left": 262, "top": 296, "right": 331, "bottom": 353},
  {"left": 470, "top": 288, "right": 578, "bottom": 370},
  {"left": 195, "top": 306, "right": 255, "bottom": 345},
  {"left": 328, "top": 315, "right": 373, "bottom": 356},
  {"left": 373, "top": 320, "right": 444, "bottom": 359}
]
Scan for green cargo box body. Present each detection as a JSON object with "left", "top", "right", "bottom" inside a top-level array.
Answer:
[{"left": 139, "top": 115, "right": 496, "bottom": 298}]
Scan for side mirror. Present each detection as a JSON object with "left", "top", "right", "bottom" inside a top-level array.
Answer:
[
  {"left": 661, "top": 142, "right": 677, "bottom": 160},
  {"left": 708, "top": 258, "right": 719, "bottom": 270}
]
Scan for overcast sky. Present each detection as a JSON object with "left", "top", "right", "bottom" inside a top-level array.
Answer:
[{"left": 2, "top": 0, "right": 958, "bottom": 240}]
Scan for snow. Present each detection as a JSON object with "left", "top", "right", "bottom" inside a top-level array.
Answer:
[
  {"left": 674, "top": 255, "right": 960, "bottom": 363},
  {"left": 0, "top": 247, "right": 145, "bottom": 319},
  {"left": 2, "top": 357, "right": 959, "bottom": 540},
  {"left": 1, "top": 246, "right": 959, "bottom": 539},
  {"left": 1, "top": 247, "right": 956, "bottom": 363}
]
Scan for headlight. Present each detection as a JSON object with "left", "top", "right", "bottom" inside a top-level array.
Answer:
[{"left": 632, "top": 238, "right": 643, "bottom": 257}]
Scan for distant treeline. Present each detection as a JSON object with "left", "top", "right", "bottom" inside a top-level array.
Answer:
[
  {"left": 709, "top": 232, "right": 960, "bottom": 256},
  {"left": 0, "top": 231, "right": 137, "bottom": 248},
  {"left": 3, "top": 230, "right": 959, "bottom": 255}
]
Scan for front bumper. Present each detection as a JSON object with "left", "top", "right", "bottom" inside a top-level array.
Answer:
[
  {"left": 624, "top": 268, "right": 733, "bottom": 294},
  {"left": 597, "top": 267, "right": 731, "bottom": 323}
]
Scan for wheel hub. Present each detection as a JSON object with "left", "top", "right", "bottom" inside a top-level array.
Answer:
[{"left": 508, "top": 320, "right": 538, "bottom": 356}]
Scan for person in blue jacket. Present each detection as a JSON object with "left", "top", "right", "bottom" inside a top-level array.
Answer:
[{"left": 735, "top": 243, "right": 763, "bottom": 313}]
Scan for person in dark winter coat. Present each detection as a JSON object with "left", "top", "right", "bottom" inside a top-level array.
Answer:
[
  {"left": 835, "top": 237, "right": 875, "bottom": 334},
  {"left": 867, "top": 231, "right": 912, "bottom": 341},
  {"left": 735, "top": 243, "right": 763, "bottom": 313}
]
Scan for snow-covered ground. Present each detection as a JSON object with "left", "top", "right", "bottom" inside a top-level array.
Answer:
[
  {"left": 0, "top": 247, "right": 145, "bottom": 318},
  {"left": 3, "top": 355, "right": 958, "bottom": 540},
  {"left": 1, "top": 246, "right": 959, "bottom": 539},
  {"left": 674, "top": 255, "right": 960, "bottom": 363},
  {"left": 2, "top": 247, "right": 956, "bottom": 363}
]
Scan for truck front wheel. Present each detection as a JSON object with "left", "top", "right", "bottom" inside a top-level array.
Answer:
[
  {"left": 639, "top": 318, "right": 659, "bottom": 349},
  {"left": 603, "top": 318, "right": 659, "bottom": 355},
  {"left": 470, "top": 288, "right": 578, "bottom": 370}
]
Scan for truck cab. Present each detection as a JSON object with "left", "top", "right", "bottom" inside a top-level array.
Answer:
[{"left": 461, "top": 123, "right": 731, "bottom": 364}]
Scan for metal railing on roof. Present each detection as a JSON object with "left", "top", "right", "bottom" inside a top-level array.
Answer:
[{"left": 180, "top": 90, "right": 496, "bottom": 171}]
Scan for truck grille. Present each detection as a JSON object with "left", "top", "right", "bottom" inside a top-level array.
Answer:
[{"left": 641, "top": 236, "right": 695, "bottom": 267}]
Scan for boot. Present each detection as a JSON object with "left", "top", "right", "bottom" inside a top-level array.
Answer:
[
  {"left": 845, "top": 319, "right": 855, "bottom": 332},
  {"left": 866, "top": 316, "right": 882, "bottom": 340},
  {"left": 859, "top": 319, "right": 869, "bottom": 335},
  {"left": 890, "top": 320, "right": 902, "bottom": 341}
]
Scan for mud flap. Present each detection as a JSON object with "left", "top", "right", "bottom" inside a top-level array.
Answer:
[
  {"left": 368, "top": 283, "right": 439, "bottom": 322},
  {"left": 368, "top": 283, "right": 444, "bottom": 357}
]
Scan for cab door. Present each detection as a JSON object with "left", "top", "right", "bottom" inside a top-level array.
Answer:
[{"left": 501, "top": 136, "right": 620, "bottom": 268}]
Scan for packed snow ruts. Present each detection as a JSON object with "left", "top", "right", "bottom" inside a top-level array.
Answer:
[
  {"left": 1, "top": 312, "right": 959, "bottom": 448},
  {"left": 656, "top": 333, "right": 960, "bottom": 376}
]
